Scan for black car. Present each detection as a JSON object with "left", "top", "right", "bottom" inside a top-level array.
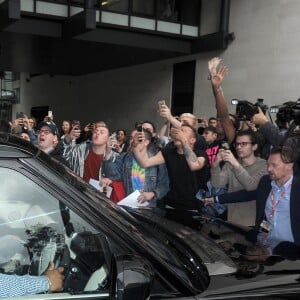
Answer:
[{"left": 0, "top": 133, "right": 299, "bottom": 299}]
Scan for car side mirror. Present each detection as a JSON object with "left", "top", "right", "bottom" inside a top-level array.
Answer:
[{"left": 112, "top": 253, "right": 154, "bottom": 300}]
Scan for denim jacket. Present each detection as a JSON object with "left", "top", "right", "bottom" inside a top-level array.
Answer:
[{"left": 102, "top": 151, "right": 169, "bottom": 206}]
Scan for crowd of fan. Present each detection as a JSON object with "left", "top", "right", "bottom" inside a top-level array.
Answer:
[{"left": 1, "top": 57, "right": 300, "bottom": 264}]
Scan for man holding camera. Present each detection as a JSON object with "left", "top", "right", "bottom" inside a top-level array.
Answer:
[
  {"left": 210, "top": 130, "right": 268, "bottom": 226},
  {"left": 253, "top": 106, "right": 300, "bottom": 176}
]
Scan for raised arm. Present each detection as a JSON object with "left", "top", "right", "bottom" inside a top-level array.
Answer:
[
  {"left": 208, "top": 57, "right": 236, "bottom": 143},
  {"left": 132, "top": 132, "right": 165, "bottom": 168},
  {"left": 253, "top": 107, "right": 286, "bottom": 146},
  {"left": 159, "top": 103, "right": 182, "bottom": 129}
]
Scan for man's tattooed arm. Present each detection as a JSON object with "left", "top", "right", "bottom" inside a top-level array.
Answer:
[{"left": 182, "top": 142, "right": 205, "bottom": 171}]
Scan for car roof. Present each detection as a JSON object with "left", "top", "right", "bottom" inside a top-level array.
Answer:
[{"left": 0, "top": 132, "right": 39, "bottom": 158}]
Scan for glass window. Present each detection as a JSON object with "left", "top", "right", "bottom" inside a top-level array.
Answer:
[
  {"left": 132, "top": 0, "right": 155, "bottom": 16},
  {"left": 157, "top": 0, "right": 179, "bottom": 22},
  {"left": 0, "top": 167, "right": 110, "bottom": 296}
]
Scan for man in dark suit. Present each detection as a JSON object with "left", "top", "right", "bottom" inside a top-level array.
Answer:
[{"left": 205, "top": 146, "right": 300, "bottom": 261}]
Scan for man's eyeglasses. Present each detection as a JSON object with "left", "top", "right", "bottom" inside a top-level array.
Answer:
[
  {"left": 234, "top": 142, "right": 253, "bottom": 148},
  {"left": 37, "top": 129, "right": 51, "bottom": 135}
]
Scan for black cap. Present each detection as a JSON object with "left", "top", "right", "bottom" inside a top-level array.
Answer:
[
  {"left": 38, "top": 121, "right": 59, "bottom": 135},
  {"left": 203, "top": 126, "right": 217, "bottom": 134}
]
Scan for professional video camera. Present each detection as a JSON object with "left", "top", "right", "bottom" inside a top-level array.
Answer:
[
  {"left": 231, "top": 98, "right": 268, "bottom": 121},
  {"left": 270, "top": 99, "right": 300, "bottom": 126}
]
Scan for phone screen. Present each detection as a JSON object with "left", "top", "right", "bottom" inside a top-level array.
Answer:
[
  {"left": 136, "top": 125, "right": 143, "bottom": 132},
  {"left": 158, "top": 100, "right": 166, "bottom": 110},
  {"left": 222, "top": 142, "right": 230, "bottom": 150},
  {"left": 16, "top": 112, "right": 24, "bottom": 119},
  {"left": 136, "top": 125, "right": 143, "bottom": 142},
  {"left": 72, "top": 120, "right": 80, "bottom": 129}
]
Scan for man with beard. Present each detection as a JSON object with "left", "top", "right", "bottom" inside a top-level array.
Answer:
[{"left": 205, "top": 146, "right": 300, "bottom": 261}]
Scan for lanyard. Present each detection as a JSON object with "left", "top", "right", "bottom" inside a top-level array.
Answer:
[{"left": 269, "top": 183, "right": 291, "bottom": 219}]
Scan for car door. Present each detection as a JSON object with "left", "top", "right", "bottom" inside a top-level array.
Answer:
[{"left": 0, "top": 160, "right": 112, "bottom": 300}]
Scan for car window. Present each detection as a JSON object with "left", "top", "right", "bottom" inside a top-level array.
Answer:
[{"left": 0, "top": 167, "right": 110, "bottom": 297}]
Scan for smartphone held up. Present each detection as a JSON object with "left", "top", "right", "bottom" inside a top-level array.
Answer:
[
  {"left": 109, "top": 132, "right": 117, "bottom": 149},
  {"left": 136, "top": 125, "right": 143, "bottom": 142},
  {"left": 16, "top": 112, "right": 26, "bottom": 126},
  {"left": 72, "top": 120, "right": 80, "bottom": 130},
  {"left": 157, "top": 99, "right": 166, "bottom": 112}
]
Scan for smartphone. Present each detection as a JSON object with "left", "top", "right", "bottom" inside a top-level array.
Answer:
[
  {"left": 72, "top": 120, "right": 81, "bottom": 130},
  {"left": 16, "top": 112, "right": 25, "bottom": 119},
  {"left": 48, "top": 110, "right": 53, "bottom": 118},
  {"left": 110, "top": 132, "right": 117, "bottom": 149},
  {"left": 221, "top": 142, "right": 230, "bottom": 150},
  {"left": 89, "top": 122, "right": 95, "bottom": 130},
  {"left": 158, "top": 100, "right": 166, "bottom": 110},
  {"left": 136, "top": 125, "right": 143, "bottom": 142}
]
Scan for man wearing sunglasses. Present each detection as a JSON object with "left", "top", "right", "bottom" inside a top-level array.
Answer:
[{"left": 210, "top": 129, "right": 268, "bottom": 226}]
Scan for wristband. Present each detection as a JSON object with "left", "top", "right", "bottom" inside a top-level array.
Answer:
[{"left": 215, "top": 86, "right": 223, "bottom": 94}]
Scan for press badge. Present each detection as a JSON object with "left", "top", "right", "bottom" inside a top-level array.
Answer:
[{"left": 259, "top": 219, "right": 272, "bottom": 233}]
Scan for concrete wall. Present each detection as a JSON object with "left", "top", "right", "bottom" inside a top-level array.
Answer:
[
  {"left": 194, "top": 0, "right": 300, "bottom": 120},
  {"left": 15, "top": 0, "right": 300, "bottom": 130},
  {"left": 16, "top": 62, "right": 173, "bottom": 133}
]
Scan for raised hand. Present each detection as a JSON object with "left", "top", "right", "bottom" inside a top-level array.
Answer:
[
  {"left": 208, "top": 57, "right": 222, "bottom": 77},
  {"left": 159, "top": 104, "right": 172, "bottom": 121},
  {"left": 252, "top": 106, "right": 268, "bottom": 126},
  {"left": 208, "top": 57, "right": 228, "bottom": 88},
  {"left": 212, "top": 66, "right": 228, "bottom": 88}
]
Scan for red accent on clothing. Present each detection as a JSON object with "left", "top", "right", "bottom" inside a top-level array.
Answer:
[
  {"left": 83, "top": 150, "right": 103, "bottom": 183},
  {"left": 206, "top": 144, "right": 220, "bottom": 165},
  {"left": 269, "top": 183, "right": 292, "bottom": 218},
  {"left": 110, "top": 181, "right": 126, "bottom": 203}
]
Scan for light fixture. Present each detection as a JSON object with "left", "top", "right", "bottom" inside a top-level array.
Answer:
[{"left": 101, "top": 0, "right": 121, "bottom": 7}]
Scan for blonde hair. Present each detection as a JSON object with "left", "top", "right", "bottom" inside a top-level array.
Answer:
[
  {"left": 93, "top": 121, "right": 109, "bottom": 134},
  {"left": 179, "top": 113, "right": 198, "bottom": 128},
  {"left": 95, "top": 121, "right": 107, "bottom": 128}
]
